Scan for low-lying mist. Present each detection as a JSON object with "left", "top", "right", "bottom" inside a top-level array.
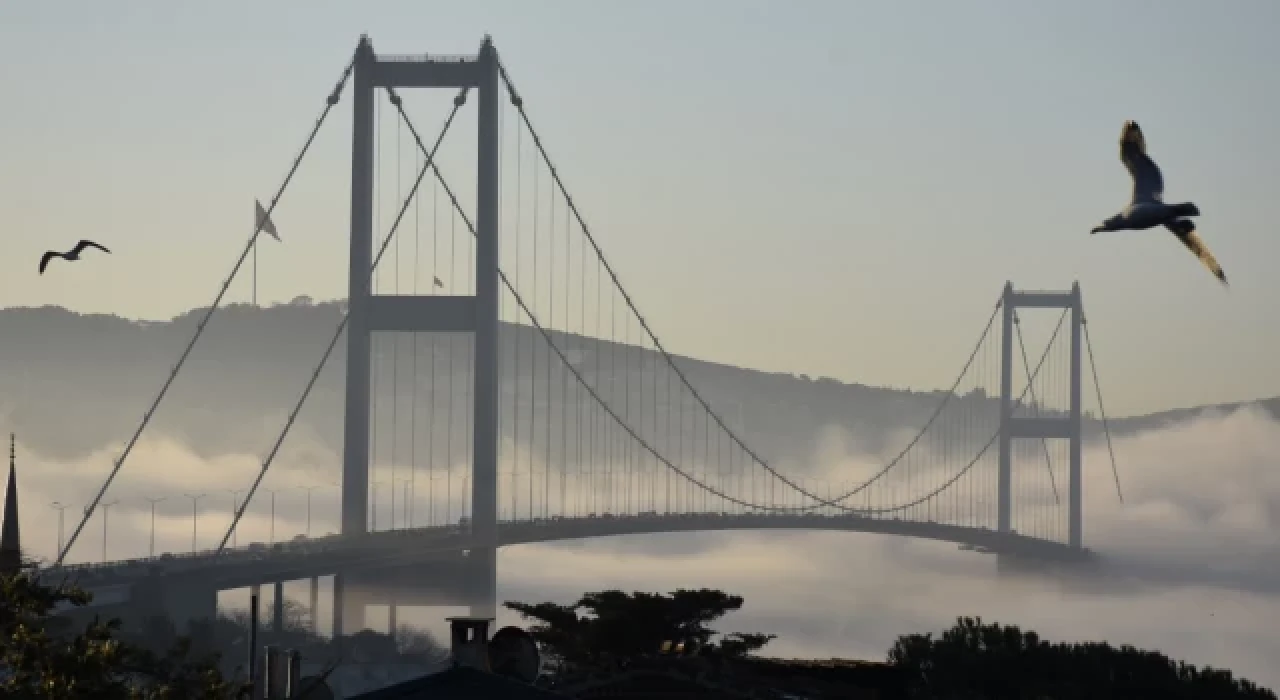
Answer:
[{"left": 8, "top": 404, "right": 1280, "bottom": 688}]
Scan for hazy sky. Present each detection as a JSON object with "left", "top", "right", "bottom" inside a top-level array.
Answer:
[{"left": 3, "top": 1, "right": 1279, "bottom": 416}]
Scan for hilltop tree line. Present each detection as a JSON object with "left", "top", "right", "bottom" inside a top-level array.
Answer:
[{"left": 0, "top": 561, "right": 1272, "bottom": 698}]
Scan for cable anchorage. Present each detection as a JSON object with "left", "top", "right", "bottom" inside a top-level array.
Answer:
[{"left": 54, "top": 47, "right": 359, "bottom": 567}]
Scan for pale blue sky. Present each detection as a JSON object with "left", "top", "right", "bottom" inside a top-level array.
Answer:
[{"left": 2, "top": 0, "right": 1278, "bottom": 417}]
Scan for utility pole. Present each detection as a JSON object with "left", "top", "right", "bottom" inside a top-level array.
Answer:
[
  {"left": 143, "top": 496, "right": 168, "bottom": 558},
  {"left": 99, "top": 499, "right": 118, "bottom": 563},
  {"left": 49, "top": 502, "right": 70, "bottom": 558},
  {"left": 183, "top": 493, "right": 206, "bottom": 553},
  {"left": 225, "top": 488, "right": 245, "bottom": 548}
]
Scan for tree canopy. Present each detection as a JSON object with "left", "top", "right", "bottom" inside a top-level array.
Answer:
[
  {"left": 504, "top": 588, "right": 774, "bottom": 668},
  {"left": 890, "top": 616, "right": 1277, "bottom": 699},
  {"left": 0, "top": 564, "right": 238, "bottom": 699}
]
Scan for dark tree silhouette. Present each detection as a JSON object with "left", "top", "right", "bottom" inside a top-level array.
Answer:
[
  {"left": 505, "top": 588, "right": 773, "bottom": 669},
  {"left": 0, "top": 563, "right": 238, "bottom": 698},
  {"left": 889, "top": 616, "right": 1277, "bottom": 699},
  {"left": 718, "top": 632, "right": 778, "bottom": 658}
]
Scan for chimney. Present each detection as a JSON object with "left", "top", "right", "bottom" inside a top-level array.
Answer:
[
  {"left": 0, "top": 434, "right": 21, "bottom": 575},
  {"left": 284, "top": 649, "right": 302, "bottom": 698},
  {"left": 447, "top": 617, "right": 492, "bottom": 671},
  {"left": 262, "top": 645, "right": 285, "bottom": 699}
]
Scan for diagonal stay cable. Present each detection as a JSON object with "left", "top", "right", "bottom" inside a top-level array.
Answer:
[
  {"left": 214, "top": 86, "right": 468, "bottom": 554},
  {"left": 494, "top": 57, "right": 999, "bottom": 511},
  {"left": 56, "top": 51, "right": 358, "bottom": 566},
  {"left": 392, "top": 99, "right": 1004, "bottom": 515},
  {"left": 1014, "top": 314, "right": 1061, "bottom": 504},
  {"left": 1082, "top": 315, "right": 1123, "bottom": 504}
]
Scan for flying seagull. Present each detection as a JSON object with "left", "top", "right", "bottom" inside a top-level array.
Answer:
[
  {"left": 1090, "top": 120, "right": 1227, "bottom": 286},
  {"left": 39, "top": 240, "right": 111, "bottom": 274}
]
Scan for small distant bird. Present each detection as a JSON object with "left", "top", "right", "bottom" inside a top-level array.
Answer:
[
  {"left": 1090, "top": 121, "right": 1226, "bottom": 286},
  {"left": 39, "top": 239, "right": 111, "bottom": 274}
]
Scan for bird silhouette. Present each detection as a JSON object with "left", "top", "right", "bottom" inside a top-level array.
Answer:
[
  {"left": 39, "top": 240, "right": 111, "bottom": 274},
  {"left": 1090, "top": 121, "right": 1226, "bottom": 286}
]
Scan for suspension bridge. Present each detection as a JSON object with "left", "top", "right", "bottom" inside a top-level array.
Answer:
[{"left": 37, "top": 36, "right": 1121, "bottom": 639}]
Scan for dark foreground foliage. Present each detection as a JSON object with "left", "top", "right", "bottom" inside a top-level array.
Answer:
[
  {"left": 505, "top": 588, "right": 775, "bottom": 671},
  {"left": 0, "top": 564, "right": 237, "bottom": 698},
  {"left": 890, "top": 616, "right": 1277, "bottom": 699}
]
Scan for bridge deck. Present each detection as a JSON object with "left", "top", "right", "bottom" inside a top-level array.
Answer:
[{"left": 45, "top": 513, "right": 1090, "bottom": 592}]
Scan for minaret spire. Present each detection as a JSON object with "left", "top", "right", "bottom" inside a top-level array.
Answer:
[{"left": 1, "top": 433, "right": 21, "bottom": 574}]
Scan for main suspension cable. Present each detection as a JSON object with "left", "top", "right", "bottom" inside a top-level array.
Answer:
[
  {"left": 493, "top": 58, "right": 997, "bottom": 511},
  {"left": 391, "top": 99, "right": 1014, "bottom": 515},
  {"left": 56, "top": 50, "right": 358, "bottom": 566}
]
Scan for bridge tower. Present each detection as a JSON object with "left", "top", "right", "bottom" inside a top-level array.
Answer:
[
  {"left": 997, "top": 282, "right": 1084, "bottom": 550},
  {"left": 340, "top": 36, "right": 502, "bottom": 631}
]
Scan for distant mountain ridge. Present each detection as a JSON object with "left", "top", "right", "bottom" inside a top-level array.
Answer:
[{"left": 0, "top": 301, "right": 1271, "bottom": 466}]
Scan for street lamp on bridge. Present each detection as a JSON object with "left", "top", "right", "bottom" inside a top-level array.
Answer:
[
  {"left": 49, "top": 501, "right": 70, "bottom": 558},
  {"left": 299, "top": 484, "right": 329, "bottom": 539},
  {"left": 98, "top": 500, "right": 118, "bottom": 563},
  {"left": 265, "top": 487, "right": 294, "bottom": 544},
  {"left": 182, "top": 493, "right": 206, "bottom": 554},
  {"left": 225, "top": 488, "right": 245, "bottom": 548},
  {"left": 143, "top": 496, "right": 168, "bottom": 558}
]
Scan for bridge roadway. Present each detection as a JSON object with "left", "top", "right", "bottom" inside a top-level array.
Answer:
[{"left": 46, "top": 512, "right": 1091, "bottom": 592}]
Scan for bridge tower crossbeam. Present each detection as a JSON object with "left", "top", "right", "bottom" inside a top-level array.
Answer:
[
  {"left": 341, "top": 35, "right": 501, "bottom": 631},
  {"left": 997, "top": 281, "right": 1084, "bottom": 549}
]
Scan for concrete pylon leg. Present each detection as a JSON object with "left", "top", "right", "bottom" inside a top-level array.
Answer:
[
  {"left": 332, "top": 573, "right": 366, "bottom": 639},
  {"left": 309, "top": 576, "right": 319, "bottom": 635},
  {"left": 468, "top": 546, "right": 497, "bottom": 619},
  {"left": 272, "top": 581, "right": 285, "bottom": 632}
]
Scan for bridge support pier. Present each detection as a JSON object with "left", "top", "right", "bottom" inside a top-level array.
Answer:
[
  {"left": 309, "top": 576, "right": 319, "bottom": 635},
  {"left": 468, "top": 547, "right": 497, "bottom": 619},
  {"left": 332, "top": 572, "right": 368, "bottom": 639},
  {"left": 272, "top": 581, "right": 284, "bottom": 632},
  {"left": 162, "top": 583, "right": 218, "bottom": 636},
  {"left": 997, "top": 282, "right": 1085, "bottom": 551}
]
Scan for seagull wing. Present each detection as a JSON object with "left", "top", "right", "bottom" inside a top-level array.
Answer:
[
  {"left": 1119, "top": 120, "right": 1165, "bottom": 204},
  {"left": 38, "top": 251, "right": 60, "bottom": 274},
  {"left": 73, "top": 239, "right": 111, "bottom": 255},
  {"left": 1166, "top": 222, "right": 1227, "bottom": 286}
]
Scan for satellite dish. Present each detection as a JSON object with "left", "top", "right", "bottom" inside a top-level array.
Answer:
[{"left": 487, "top": 626, "right": 541, "bottom": 684}]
